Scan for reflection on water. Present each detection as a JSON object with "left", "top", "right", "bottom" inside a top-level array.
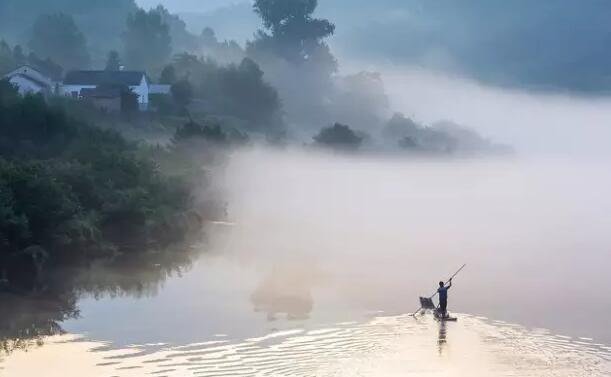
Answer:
[
  {"left": 0, "top": 241, "right": 199, "bottom": 354},
  {"left": 437, "top": 321, "right": 447, "bottom": 355},
  {"left": 1, "top": 314, "right": 610, "bottom": 376},
  {"left": 251, "top": 263, "right": 317, "bottom": 321}
]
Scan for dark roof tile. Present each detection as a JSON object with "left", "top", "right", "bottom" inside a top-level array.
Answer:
[{"left": 64, "top": 70, "right": 147, "bottom": 86}]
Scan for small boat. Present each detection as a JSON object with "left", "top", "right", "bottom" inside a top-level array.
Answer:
[
  {"left": 436, "top": 315, "right": 457, "bottom": 322},
  {"left": 415, "top": 297, "right": 458, "bottom": 321},
  {"left": 434, "top": 310, "right": 457, "bottom": 322}
]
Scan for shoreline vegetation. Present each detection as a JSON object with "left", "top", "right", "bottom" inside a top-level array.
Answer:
[{"left": 0, "top": 81, "right": 234, "bottom": 293}]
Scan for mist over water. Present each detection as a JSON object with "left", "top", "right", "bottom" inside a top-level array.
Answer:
[{"left": 219, "top": 147, "right": 611, "bottom": 340}]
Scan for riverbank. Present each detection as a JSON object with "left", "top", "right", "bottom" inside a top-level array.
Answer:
[{"left": 0, "top": 82, "right": 230, "bottom": 294}]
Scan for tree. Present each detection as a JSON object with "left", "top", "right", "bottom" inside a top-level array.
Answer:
[
  {"left": 170, "top": 79, "right": 193, "bottom": 111},
  {"left": 313, "top": 123, "right": 362, "bottom": 150},
  {"left": 27, "top": 53, "right": 63, "bottom": 80},
  {"left": 246, "top": 0, "right": 337, "bottom": 129},
  {"left": 29, "top": 13, "right": 90, "bottom": 70},
  {"left": 153, "top": 5, "right": 199, "bottom": 53},
  {"left": 0, "top": 79, "right": 20, "bottom": 106},
  {"left": 120, "top": 87, "right": 139, "bottom": 114},
  {"left": 0, "top": 41, "right": 15, "bottom": 74},
  {"left": 168, "top": 54, "right": 282, "bottom": 133},
  {"left": 123, "top": 9, "right": 172, "bottom": 74},
  {"left": 249, "top": 0, "right": 336, "bottom": 68},
  {"left": 105, "top": 50, "right": 121, "bottom": 71},
  {"left": 12, "top": 45, "right": 26, "bottom": 66},
  {"left": 159, "top": 65, "right": 176, "bottom": 84},
  {"left": 200, "top": 27, "right": 245, "bottom": 64},
  {"left": 217, "top": 58, "right": 281, "bottom": 129}
]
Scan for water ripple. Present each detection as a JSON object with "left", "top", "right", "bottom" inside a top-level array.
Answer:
[{"left": 1, "top": 314, "right": 610, "bottom": 376}]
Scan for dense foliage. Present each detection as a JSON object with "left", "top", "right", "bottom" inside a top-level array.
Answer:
[
  {"left": 250, "top": 0, "right": 336, "bottom": 68},
  {"left": 0, "top": 40, "right": 63, "bottom": 79},
  {"left": 105, "top": 51, "right": 121, "bottom": 71},
  {"left": 123, "top": 9, "right": 172, "bottom": 75},
  {"left": 29, "top": 13, "right": 91, "bottom": 71},
  {"left": 0, "top": 81, "right": 193, "bottom": 290},
  {"left": 383, "top": 113, "right": 511, "bottom": 156},
  {"left": 164, "top": 54, "right": 283, "bottom": 133},
  {"left": 313, "top": 123, "right": 363, "bottom": 151},
  {"left": 246, "top": 0, "right": 338, "bottom": 129}
]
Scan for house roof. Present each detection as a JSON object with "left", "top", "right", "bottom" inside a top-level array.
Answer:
[
  {"left": 64, "top": 70, "right": 147, "bottom": 86},
  {"left": 9, "top": 73, "right": 51, "bottom": 89},
  {"left": 5, "top": 65, "right": 57, "bottom": 83}
]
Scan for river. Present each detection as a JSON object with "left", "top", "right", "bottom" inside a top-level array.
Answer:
[{"left": 1, "top": 148, "right": 610, "bottom": 376}]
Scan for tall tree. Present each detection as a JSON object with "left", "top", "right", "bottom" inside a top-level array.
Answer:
[
  {"left": 105, "top": 50, "right": 121, "bottom": 71},
  {"left": 249, "top": 0, "right": 336, "bottom": 69},
  {"left": 0, "top": 41, "right": 15, "bottom": 74},
  {"left": 170, "top": 79, "right": 193, "bottom": 112},
  {"left": 246, "top": 0, "right": 337, "bottom": 130},
  {"left": 12, "top": 45, "right": 26, "bottom": 66},
  {"left": 123, "top": 9, "right": 172, "bottom": 74},
  {"left": 28, "top": 13, "right": 90, "bottom": 70},
  {"left": 159, "top": 65, "right": 176, "bottom": 84},
  {"left": 153, "top": 5, "right": 199, "bottom": 53}
]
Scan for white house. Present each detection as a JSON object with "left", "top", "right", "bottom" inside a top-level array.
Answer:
[
  {"left": 149, "top": 83, "right": 171, "bottom": 95},
  {"left": 3, "top": 65, "right": 58, "bottom": 95},
  {"left": 62, "top": 70, "right": 150, "bottom": 111}
]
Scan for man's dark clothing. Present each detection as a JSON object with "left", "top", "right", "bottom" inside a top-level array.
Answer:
[
  {"left": 437, "top": 285, "right": 450, "bottom": 316},
  {"left": 438, "top": 286, "right": 448, "bottom": 301},
  {"left": 439, "top": 299, "right": 447, "bottom": 315}
]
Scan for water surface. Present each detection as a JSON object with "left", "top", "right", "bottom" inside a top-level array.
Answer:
[{"left": 2, "top": 150, "right": 611, "bottom": 376}]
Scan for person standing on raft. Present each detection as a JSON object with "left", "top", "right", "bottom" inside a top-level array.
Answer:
[{"left": 437, "top": 279, "right": 452, "bottom": 317}]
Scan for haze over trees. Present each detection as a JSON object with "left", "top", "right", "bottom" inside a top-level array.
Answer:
[
  {"left": 105, "top": 51, "right": 121, "bottom": 71},
  {"left": 123, "top": 9, "right": 172, "bottom": 74},
  {"left": 163, "top": 53, "right": 282, "bottom": 133},
  {"left": 29, "top": 13, "right": 90, "bottom": 71},
  {"left": 246, "top": 0, "right": 338, "bottom": 129},
  {"left": 313, "top": 123, "right": 363, "bottom": 151},
  {"left": 0, "top": 0, "right": 138, "bottom": 66},
  {"left": 0, "top": 0, "right": 507, "bottom": 150}
]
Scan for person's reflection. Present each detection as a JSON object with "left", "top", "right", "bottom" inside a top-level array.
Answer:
[{"left": 437, "top": 320, "right": 447, "bottom": 355}]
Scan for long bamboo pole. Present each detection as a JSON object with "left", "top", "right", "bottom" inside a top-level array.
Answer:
[{"left": 410, "top": 264, "right": 466, "bottom": 317}]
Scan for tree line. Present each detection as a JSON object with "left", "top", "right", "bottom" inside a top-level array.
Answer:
[{"left": 0, "top": 81, "right": 240, "bottom": 292}]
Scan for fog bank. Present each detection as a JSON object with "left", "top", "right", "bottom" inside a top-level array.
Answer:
[
  {"left": 343, "top": 63, "right": 611, "bottom": 157},
  {"left": 211, "top": 147, "right": 611, "bottom": 341}
]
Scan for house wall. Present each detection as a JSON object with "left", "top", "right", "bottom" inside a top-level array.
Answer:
[
  {"left": 8, "top": 76, "right": 45, "bottom": 95},
  {"left": 61, "top": 75, "right": 150, "bottom": 111},
  {"left": 149, "top": 84, "right": 171, "bottom": 95},
  {"left": 61, "top": 84, "right": 96, "bottom": 98},
  {"left": 131, "top": 76, "right": 149, "bottom": 109}
]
